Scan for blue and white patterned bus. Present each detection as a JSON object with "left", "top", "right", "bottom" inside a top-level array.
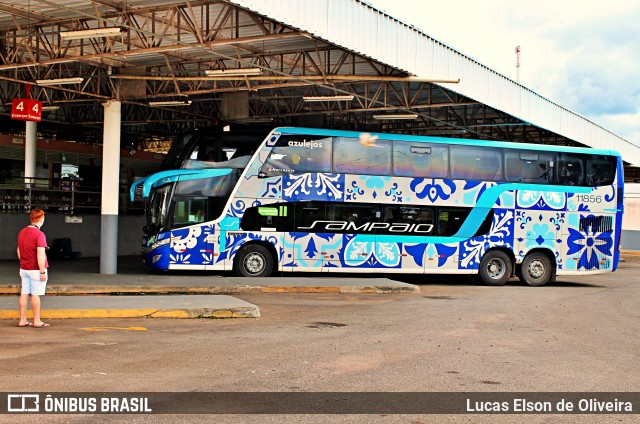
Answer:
[{"left": 132, "top": 127, "right": 623, "bottom": 286}]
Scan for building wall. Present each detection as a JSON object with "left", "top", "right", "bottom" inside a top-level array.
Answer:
[
  {"left": 0, "top": 214, "right": 145, "bottom": 260},
  {"left": 622, "top": 183, "right": 640, "bottom": 250}
]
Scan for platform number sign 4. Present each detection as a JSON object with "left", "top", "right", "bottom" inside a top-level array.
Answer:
[{"left": 11, "top": 98, "right": 43, "bottom": 122}]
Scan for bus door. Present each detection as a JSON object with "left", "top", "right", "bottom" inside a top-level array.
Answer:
[{"left": 169, "top": 196, "right": 212, "bottom": 268}]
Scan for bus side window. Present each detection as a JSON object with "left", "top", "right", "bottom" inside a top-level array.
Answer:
[
  {"left": 295, "top": 201, "right": 325, "bottom": 232},
  {"left": 333, "top": 136, "right": 392, "bottom": 176},
  {"left": 504, "top": 151, "right": 554, "bottom": 184},
  {"left": 393, "top": 141, "right": 448, "bottom": 178},
  {"left": 586, "top": 156, "right": 615, "bottom": 186},
  {"left": 450, "top": 146, "right": 503, "bottom": 181},
  {"left": 260, "top": 136, "right": 332, "bottom": 177},
  {"left": 326, "top": 203, "right": 381, "bottom": 231},
  {"left": 558, "top": 155, "right": 585, "bottom": 186},
  {"left": 437, "top": 208, "right": 469, "bottom": 236},
  {"left": 382, "top": 205, "right": 435, "bottom": 235}
]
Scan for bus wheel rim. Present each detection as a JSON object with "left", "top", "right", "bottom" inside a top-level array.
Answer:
[
  {"left": 487, "top": 258, "right": 505, "bottom": 279},
  {"left": 528, "top": 259, "right": 545, "bottom": 279},
  {"left": 244, "top": 252, "right": 265, "bottom": 275}
]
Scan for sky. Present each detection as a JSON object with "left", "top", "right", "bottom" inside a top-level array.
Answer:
[{"left": 367, "top": 0, "right": 640, "bottom": 147}]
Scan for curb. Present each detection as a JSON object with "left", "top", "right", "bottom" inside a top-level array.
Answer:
[
  {"left": 0, "top": 307, "right": 259, "bottom": 319},
  {"left": 0, "top": 284, "right": 420, "bottom": 296},
  {"left": 0, "top": 295, "right": 260, "bottom": 320}
]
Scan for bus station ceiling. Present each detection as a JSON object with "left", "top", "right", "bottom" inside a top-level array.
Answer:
[{"left": 1, "top": 0, "right": 638, "bottom": 177}]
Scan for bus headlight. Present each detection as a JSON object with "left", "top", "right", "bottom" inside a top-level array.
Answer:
[
  {"left": 151, "top": 238, "right": 170, "bottom": 250},
  {"left": 152, "top": 254, "right": 162, "bottom": 264}
]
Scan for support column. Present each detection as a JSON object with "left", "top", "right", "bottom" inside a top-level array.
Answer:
[
  {"left": 24, "top": 121, "right": 37, "bottom": 186},
  {"left": 100, "top": 100, "right": 121, "bottom": 274}
]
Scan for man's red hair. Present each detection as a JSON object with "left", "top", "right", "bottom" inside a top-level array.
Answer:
[{"left": 30, "top": 209, "right": 45, "bottom": 224}]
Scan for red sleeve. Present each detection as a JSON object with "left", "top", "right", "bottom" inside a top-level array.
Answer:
[{"left": 37, "top": 231, "right": 47, "bottom": 248}]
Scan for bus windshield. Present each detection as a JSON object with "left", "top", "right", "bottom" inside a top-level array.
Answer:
[
  {"left": 147, "top": 184, "right": 172, "bottom": 233},
  {"left": 160, "top": 128, "right": 268, "bottom": 171},
  {"left": 160, "top": 132, "right": 195, "bottom": 171},
  {"left": 145, "top": 170, "right": 241, "bottom": 234}
]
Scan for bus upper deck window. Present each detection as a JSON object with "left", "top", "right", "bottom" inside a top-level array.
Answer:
[{"left": 558, "top": 155, "right": 585, "bottom": 186}]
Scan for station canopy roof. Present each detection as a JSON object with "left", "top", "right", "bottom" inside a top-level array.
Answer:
[{"left": 1, "top": 0, "right": 638, "bottom": 175}]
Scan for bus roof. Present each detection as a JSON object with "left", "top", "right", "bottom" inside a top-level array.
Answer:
[{"left": 270, "top": 127, "right": 621, "bottom": 158}]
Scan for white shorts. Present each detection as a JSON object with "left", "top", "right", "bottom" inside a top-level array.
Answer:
[{"left": 20, "top": 269, "right": 47, "bottom": 296}]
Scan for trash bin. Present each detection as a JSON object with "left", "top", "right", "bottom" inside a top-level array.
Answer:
[{"left": 50, "top": 238, "right": 72, "bottom": 259}]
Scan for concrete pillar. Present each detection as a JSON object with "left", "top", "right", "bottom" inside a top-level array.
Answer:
[
  {"left": 100, "top": 100, "right": 121, "bottom": 274},
  {"left": 24, "top": 121, "right": 37, "bottom": 186}
]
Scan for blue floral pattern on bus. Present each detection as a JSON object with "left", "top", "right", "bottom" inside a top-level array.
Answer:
[
  {"left": 344, "top": 176, "right": 405, "bottom": 202},
  {"left": 404, "top": 243, "right": 458, "bottom": 267},
  {"left": 169, "top": 224, "right": 216, "bottom": 266},
  {"left": 566, "top": 215, "right": 613, "bottom": 270},
  {"left": 459, "top": 209, "right": 514, "bottom": 269},
  {"left": 283, "top": 232, "right": 341, "bottom": 268},
  {"left": 515, "top": 210, "right": 558, "bottom": 253},
  {"left": 256, "top": 179, "right": 282, "bottom": 198},
  {"left": 517, "top": 190, "right": 566, "bottom": 210},
  {"left": 340, "top": 235, "right": 401, "bottom": 268},
  {"left": 216, "top": 232, "right": 281, "bottom": 264},
  {"left": 463, "top": 181, "right": 501, "bottom": 206},
  {"left": 410, "top": 178, "right": 457, "bottom": 203},
  {"left": 282, "top": 173, "right": 344, "bottom": 201}
]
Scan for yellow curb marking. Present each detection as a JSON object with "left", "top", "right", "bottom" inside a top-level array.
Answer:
[
  {"left": 81, "top": 326, "right": 148, "bottom": 332},
  {"left": 150, "top": 310, "right": 191, "bottom": 318}
]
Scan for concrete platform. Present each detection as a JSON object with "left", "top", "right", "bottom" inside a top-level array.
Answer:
[
  {"left": 0, "top": 256, "right": 418, "bottom": 319},
  {"left": 0, "top": 256, "right": 420, "bottom": 296},
  {"left": 0, "top": 295, "right": 260, "bottom": 320}
]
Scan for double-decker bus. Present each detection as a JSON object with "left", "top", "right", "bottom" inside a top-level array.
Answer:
[{"left": 131, "top": 127, "right": 623, "bottom": 286}]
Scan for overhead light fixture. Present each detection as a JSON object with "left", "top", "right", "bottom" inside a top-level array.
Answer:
[
  {"left": 42, "top": 106, "right": 60, "bottom": 111},
  {"left": 60, "top": 27, "right": 125, "bottom": 40},
  {"left": 233, "top": 117, "right": 274, "bottom": 124},
  {"left": 36, "top": 77, "right": 84, "bottom": 86},
  {"left": 373, "top": 114, "right": 419, "bottom": 120},
  {"left": 427, "top": 129, "right": 468, "bottom": 135},
  {"left": 148, "top": 100, "right": 192, "bottom": 107},
  {"left": 205, "top": 68, "right": 263, "bottom": 77},
  {"left": 303, "top": 95, "right": 354, "bottom": 102}
]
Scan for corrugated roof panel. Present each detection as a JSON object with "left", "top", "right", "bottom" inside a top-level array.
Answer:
[{"left": 396, "top": 20, "right": 417, "bottom": 72}]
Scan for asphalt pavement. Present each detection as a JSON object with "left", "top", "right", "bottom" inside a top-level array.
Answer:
[{"left": 2, "top": 252, "right": 637, "bottom": 321}]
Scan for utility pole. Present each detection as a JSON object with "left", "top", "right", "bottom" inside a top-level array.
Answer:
[{"left": 515, "top": 45, "right": 521, "bottom": 82}]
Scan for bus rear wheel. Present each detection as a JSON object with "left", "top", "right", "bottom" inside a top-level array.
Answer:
[
  {"left": 479, "top": 250, "right": 512, "bottom": 286},
  {"left": 520, "top": 252, "right": 552, "bottom": 287},
  {"left": 234, "top": 244, "right": 274, "bottom": 277}
]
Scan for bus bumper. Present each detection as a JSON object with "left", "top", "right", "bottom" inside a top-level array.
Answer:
[{"left": 141, "top": 243, "right": 171, "bottom": 270}]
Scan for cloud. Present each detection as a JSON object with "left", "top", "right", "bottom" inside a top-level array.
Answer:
[
  {"left": 533, "top": 7, "right": 640, "bottom": 117},
  {"left": 367, "top": 0, "right": 640, "bottom": 144}
]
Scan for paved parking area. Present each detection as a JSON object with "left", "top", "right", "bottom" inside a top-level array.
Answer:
[{"left": 1, "top": 256, "right": 639, "bottom": 422}]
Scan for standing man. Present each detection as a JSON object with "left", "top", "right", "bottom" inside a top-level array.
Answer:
[{"left": 17, "top": 209, "right": 50, "bottom": 328}]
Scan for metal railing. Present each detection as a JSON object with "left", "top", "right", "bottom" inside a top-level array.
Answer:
[{"left": 0, "top": 177, "right": 144, "bottom": 215}]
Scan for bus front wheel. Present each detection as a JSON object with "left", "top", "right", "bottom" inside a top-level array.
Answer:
[
  {"left": 479, "top": 250, "right": 512, "bottom": 286},
  {"left": 234, "top": 244, "right": 274, "bottom": 277},
  {"left": 520, "top": 252, "right": 552, "bottom": 287}
]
